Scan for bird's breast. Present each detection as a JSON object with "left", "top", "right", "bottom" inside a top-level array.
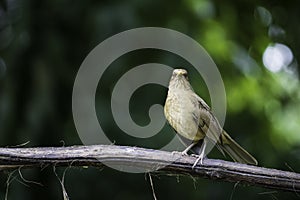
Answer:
[{"left": 164, "top": 90, "right": 202, "bottom": 141}]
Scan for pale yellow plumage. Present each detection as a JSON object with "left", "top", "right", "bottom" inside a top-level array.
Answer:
[{"left": 164, "top": 69, "right": 257, "bottom": 166}]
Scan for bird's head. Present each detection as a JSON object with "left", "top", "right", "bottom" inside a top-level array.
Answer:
[
  {"left": 169, "top": 68, "right": 193, "bottom": 91},
  {"left": 172, "top": 68, "right": 188, "bottom": 78}
]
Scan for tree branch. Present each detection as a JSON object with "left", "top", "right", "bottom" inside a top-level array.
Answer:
[{"left": 0, "top": 145, "right": 299, "bottom": 192}]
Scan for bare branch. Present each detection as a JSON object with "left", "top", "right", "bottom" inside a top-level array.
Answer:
[{"left": 0, "top": 145, "right": 299, "bottom": 192}]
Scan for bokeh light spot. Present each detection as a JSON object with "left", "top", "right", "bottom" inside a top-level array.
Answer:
[
  {"left": 262, "top": 43, "right": 293, "bottom": 72},
  {"left": 255, "top": 6, "right": 272, "bottom": 26}
]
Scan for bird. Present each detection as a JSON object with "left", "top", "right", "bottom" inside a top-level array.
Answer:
[{"left": 164, "top": 68, "right": 258, "bottom": 168}]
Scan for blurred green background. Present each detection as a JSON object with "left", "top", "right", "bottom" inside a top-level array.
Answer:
[{"left": 1, "top": 0, "right": 300, "bottom": 199}]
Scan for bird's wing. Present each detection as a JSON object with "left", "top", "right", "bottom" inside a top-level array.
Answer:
[
  {"left": 192, "top": 93, "right": 223, "bottom": 144},
  {"left": 194, "top": 94, "right": 210, "bottom": 111}
]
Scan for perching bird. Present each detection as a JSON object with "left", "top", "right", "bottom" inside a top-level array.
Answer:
[{"left": 164, "top": 69, "right": 257, "bottom": 168}]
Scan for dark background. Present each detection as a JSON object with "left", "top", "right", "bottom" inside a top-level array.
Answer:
[{"left": 1, "top": 0, "right": 300, "bottom": 199}]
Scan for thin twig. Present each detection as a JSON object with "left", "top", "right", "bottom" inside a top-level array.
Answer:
[
  {"left": 148, "top": 173, "right": 158, "bottom": 200},
  {"left": 53, "top": 166, "right": 70, "bottom": 200},
  {"left": 18, "top": 167, "right": 43, "bottom": 186}
]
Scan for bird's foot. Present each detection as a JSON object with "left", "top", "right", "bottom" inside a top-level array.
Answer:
[
  {"left": 181, "top": 148, "right": 190, "bottom": 156},
  {"left": 181, "top": 152, "right": 188, "bottom": 156},
  {"left": 192, "top": 155, "right": 205, "bottom": 169}
]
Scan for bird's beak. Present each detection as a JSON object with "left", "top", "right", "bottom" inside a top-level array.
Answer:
[{"left": 173, "top": 69, "right": 188, "bottom": 77}]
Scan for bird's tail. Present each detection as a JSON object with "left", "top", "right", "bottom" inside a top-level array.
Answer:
[{"left": 219, "top": 131, "right": 258, "bottom": 165}]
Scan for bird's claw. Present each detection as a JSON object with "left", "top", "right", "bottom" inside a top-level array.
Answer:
[
  {"left": 181, "top": 151, "right": 188, "bottom": 156},
  {"left": 180, "top": 148, "right": 190, "bottom": 156},
  {"left": 192, "top": 155, "right": 204, "bottom": 169}
]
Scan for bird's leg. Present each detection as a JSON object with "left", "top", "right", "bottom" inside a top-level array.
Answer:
[
  {"left": 192, "top": 139, "right": 207, "bottom": 168},
  {"left": 181, "top": 141, "right": 198, "bottom": 156}
]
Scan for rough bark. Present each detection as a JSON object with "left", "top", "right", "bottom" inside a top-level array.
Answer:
[{"left": 0, "top": 145, "right": 299, "bottom": 192}]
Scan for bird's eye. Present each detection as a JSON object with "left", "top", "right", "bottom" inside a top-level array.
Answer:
[{"left": 183, "top": 73, "right": 188, "bottom": 79}]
